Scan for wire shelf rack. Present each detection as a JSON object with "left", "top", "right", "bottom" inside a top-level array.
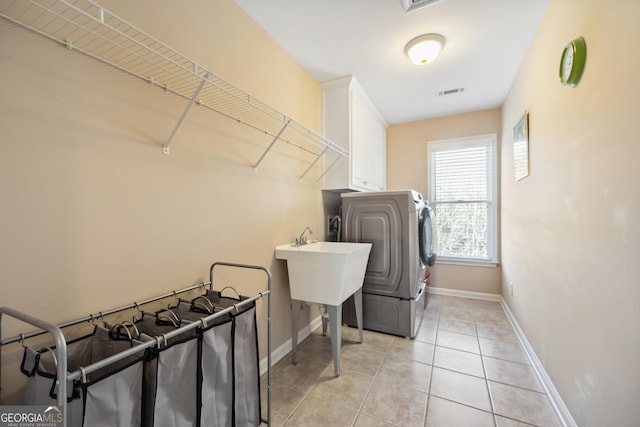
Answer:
[{"left": 0, "top": 0, "right": 347, "bottom": 180}]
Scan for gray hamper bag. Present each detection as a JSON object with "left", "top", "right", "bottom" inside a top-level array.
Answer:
[
  {"left": 199, "top": 318, "right": 234, "bottom": 427},
  {"left": 20, "top": 326, "right": 146, "bottom": 427},
  {"left": 168, "top": 299, "right": 236, "bottom": 426},
  {"left": 80, "top": 359, "right": 144, "bottom": 426},
  {"left": 149, "top": 335, "right": 198, "bottom": 427},
  {"left": 198, "top": 291, "right": 261, "bottom": 427},
  {"left": 130, "top": 314, "right": 199, "bottom": 427},
  {"left": 231, "top": 303, "right": 260, "bottom": 427}
]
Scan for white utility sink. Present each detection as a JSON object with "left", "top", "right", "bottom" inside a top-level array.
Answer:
[
  {"left": 275, "top": 241, "right": 372, "bottom": 306},
  {"left": 275, "top": 240, "right": 372, "bottom": 376}
]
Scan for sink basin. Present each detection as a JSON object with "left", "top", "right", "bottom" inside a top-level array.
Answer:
[{"left": 275, "top": 241, "right": 372, "bottom": 306}]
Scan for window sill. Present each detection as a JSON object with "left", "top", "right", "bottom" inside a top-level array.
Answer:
[{"left": 434, "top": 257, "right": 500, "bottom": 268}]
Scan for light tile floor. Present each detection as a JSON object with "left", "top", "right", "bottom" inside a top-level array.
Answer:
[{"left": 261, "top": 294, "right": 561, "bottom": 427}]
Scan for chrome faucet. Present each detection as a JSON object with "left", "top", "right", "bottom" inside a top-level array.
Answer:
[{"left": 295, "top": 226, "right": 313, "bottom": 246}]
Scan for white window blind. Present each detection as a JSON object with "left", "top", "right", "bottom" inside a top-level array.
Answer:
[{"left": 428, "top": 134, "right": 498, "bottom": 265}]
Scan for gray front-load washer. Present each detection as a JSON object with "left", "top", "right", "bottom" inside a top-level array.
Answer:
[{"left": 341, "top": 190, "right": 435, "bottom": 338}]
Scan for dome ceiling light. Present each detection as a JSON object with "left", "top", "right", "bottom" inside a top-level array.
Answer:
[{"left": 405, "top": 34, "right": 446, "bottom": 65}]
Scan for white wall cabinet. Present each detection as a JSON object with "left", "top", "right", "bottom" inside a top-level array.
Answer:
[{"left": 322, "top": 76, "right": 387, "bottom": 192}]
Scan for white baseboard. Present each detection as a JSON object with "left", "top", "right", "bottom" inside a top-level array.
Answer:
[
  {"left": 259, "top": 314, "right": 323, "bottom": 376},
  {"left": 501, "top": 300, "right": 577, "bottom": 427},
  {"left": 427, "top": 286, "right": 502, "bottom": 302}
]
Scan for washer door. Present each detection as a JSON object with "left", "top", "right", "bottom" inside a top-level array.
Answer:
[{"left": 419, "top": 205, "right": 436, "bottom": 267}]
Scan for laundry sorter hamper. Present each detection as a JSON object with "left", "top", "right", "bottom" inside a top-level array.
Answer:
[{"left": 2, "top": 261, "right": 272, "bottom": 427}]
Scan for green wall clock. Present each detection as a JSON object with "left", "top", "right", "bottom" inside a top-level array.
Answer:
[{"left": 559, "top": 36, "right": 587, "bottom": 87}]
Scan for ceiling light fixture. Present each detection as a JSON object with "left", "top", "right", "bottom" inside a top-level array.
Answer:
[{"left": 405, "top": 34, "right": 446, "bottom": 65}]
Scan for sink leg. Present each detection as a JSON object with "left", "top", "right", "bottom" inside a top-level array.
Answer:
[
  {"left": 320, "top": 304, "right": 328, "bottom": 336},
  {"left": 326, "top": 304, "right": 342, "bottom": 376},
  {"left": 291, "top": 299, "right": 303, "bottom": 365},
  {"left": 354, "top": 288, "right": 363, "bottom": 343},
  {"left": 321, "top": 314, "right": 328, "bottom": 336}
]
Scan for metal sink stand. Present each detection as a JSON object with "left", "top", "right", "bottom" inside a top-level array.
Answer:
[{"left": 290, "top": 288, "right": 363, "bottom": 376}]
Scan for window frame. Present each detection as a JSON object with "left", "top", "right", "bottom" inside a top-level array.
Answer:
[{"left": 427, "top": 133, "right": 499, "bottom": 267}]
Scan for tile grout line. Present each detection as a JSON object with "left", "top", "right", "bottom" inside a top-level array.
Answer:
[
  {"left": 423, "top": 295, "right": 441, "bottom": 427},
  {"left": 438, "top": 298, "right": 558, "bottom": 427},
  {"left": 279, "top": 327, "right": 364, "bottom": 426},
  {"left": 351, "top": 333, "right": 402, "bottom": 427},
  {"left": 427, "top": 297, "right": 532, "bottom": 425},
  {"left": 431, "top": 297, "right": 500, "bottom": 424},
  {"left": 475, "top": 310, "right": 498, "bottom": 427}
]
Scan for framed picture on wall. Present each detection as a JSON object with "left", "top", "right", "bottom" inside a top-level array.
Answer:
[{"left": 513, "top": 111, "right": 529, "bottom": 181}]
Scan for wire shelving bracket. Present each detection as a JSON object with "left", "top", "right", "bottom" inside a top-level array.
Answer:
[{"left": 0, "top": 0, "right": 348, "bottom": 180}]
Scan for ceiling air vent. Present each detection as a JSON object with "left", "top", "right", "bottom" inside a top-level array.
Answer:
[
  {"left": 437, "top": 87, "right": 466, "bottom": 97},
  {"left": 402, "top": 0, "right": 442, "bottom": 13}
]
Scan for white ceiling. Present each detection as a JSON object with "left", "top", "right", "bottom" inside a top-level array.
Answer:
[{"left": 234, "top": 0, "right": 549, "bottom": 125}]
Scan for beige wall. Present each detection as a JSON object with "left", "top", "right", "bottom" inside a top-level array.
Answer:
[
  {"left": 387, "top": 109, "right": 502, "bottom": 294},
  {"left": 501, "top": 0, "right": 640, "bottom": 425},
  {"left": 0, "top": 0, "right": 323, "bottom": 400}
]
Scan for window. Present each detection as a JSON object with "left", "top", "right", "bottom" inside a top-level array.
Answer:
[{"left": 427, "top": 134, "right": 498, "bottom": 266}]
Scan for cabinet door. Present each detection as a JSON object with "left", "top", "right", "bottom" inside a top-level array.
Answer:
[
  {"left": 351, "top": 89, "right": 386, "bottom": 191},
  {"left": 350, "top": 89, "right": 369, "bottom": 189},
  {"left": 370, "top": 118, "right": 386, "bottom": 191}
]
